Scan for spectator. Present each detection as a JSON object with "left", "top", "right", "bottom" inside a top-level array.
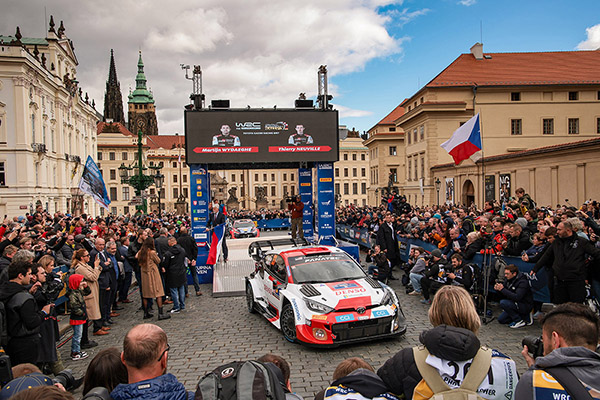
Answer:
[
  {"left": 502, "top": 223, "right": 531, "bottom": 256},
  {"left": 366, "top": 245, "right": 390, "bottom": 283},
  {"left": 0, "top": 245, "right": 17, "bottom": 272},
  {"left": 177, "top": 227, "right": 201, "bottom": 297},
  {"left": 117, "top": 236, "right": 133, "bottom": 304},
  {"left": 408, "top": 247, "right": 427, "bottom": 296},
  {"left": 161, "top": 237, "right": 187, "bottom": 314},
  {"left": 82, "top": 348, "right": 128, "bottom": 396},
  {"left": 516, "top": 303, "right": 600, "bottom": 398},
  {"left": 56, "top": 235, "right": 75, "bottom": 267},
  {"left": 446, "top": 253, "right": 474, "bottom": 291},
  {"left": 111, "top": 324, "right": 193, "bottom": 400},
  {"left": 207, "top": 204, "right": 228, "bottom": 262},
  {"left": 376, "top": 213, "right": 400, "bottom": 280},
  {"left": 494, "top": 264, "right": 534, "bottom": 329},
  {"left": 377, "top": 286, "right": 518, "bottom": 400},
  {"left": 0, "top": 261, "right": 52, "bottom": 365},
  {"left": 462, "top": 231, "right": 483, "bottom": 260},
  {"left": 72, "top": 248, "right": 107, "bottom": 338},
  {"left": 257, "top": 354, "right": 303, "bottom": 400},
  {"left": 127, "top": 229, "right": 147, "bottom": 304},
  {"left": 523, "top": 233, "right": 545, "bottom": 259},
  {"left": 419, "top": 249, "right": 448, "bottom": 305},
  {"left": 136, "top": 238, "right": 170, "bottom": 320},
  {"left": 67, "top": 274, "right": 90, "bottom": 361}
]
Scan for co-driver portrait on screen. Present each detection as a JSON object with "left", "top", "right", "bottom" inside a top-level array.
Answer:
[
  {"left": 288, "top": 124, "right": 313, "bottom": 145},
  {"left": 212, "top": 124, "right": 241, "bottom": 147}
]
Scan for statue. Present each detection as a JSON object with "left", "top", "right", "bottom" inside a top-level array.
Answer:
[
  {"left": 227, "top": 187, "right": 238, "bottom": 202},
  {"left": 255, "top": 186, "right": 266, "bottom": 201}
]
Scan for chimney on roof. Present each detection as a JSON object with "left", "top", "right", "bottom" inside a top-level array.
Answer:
[{"left": 470, "top": 42, "right": 483, "bottom": 60}]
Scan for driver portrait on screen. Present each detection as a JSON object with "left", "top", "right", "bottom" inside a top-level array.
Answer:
[
  {"left": 288, "top": 124, "right": 314, "bottom": 146},
  {"left": 212, "top": 124, "right": 241, "bottom": 147}
]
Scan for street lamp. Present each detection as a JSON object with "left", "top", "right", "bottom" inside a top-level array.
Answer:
[
  {"left": 153, "top": 170, "right": 164, "bottom": 216},
  {"left": 118, "top": 129, "right": 161, "bottom": 213},
  {"left": 435, "top": 178, "right": 441, "bottom": 207}
]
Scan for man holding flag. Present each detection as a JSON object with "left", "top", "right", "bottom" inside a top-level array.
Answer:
[
  {"left": 206, "top": 204, "right": 228, "bottom": 264},
  {"left": 440, "top": 114, "right": 482, "bottom": 165}
]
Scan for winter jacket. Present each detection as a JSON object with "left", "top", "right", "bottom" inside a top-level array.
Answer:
[
  {"left": 534, "top": 234, "right": 600, "bottom": 281},
  {"left": 161, "top": 244, "right": 187, "bottom": 288},
  {"left": 111, "top": 373, "right": 193, "bottom": 400},
  {"left": 448, "top": 263, "right": 474, "bottom": 290},
  {"left": 0, "top": 281, "right": 44, "bottom": 340},
  {"left": 68, "top": 275, "right": 91, "bottom": 325},
  {"left": 515, "top": 346, "right": 600, "bottom": 399},
  {"left": 377, "top": 325, "right": 518, "bottom": 400},
  {"left": 503, "top": 232, "right": 532, "bottom": 256},
  {"left": 177, "top": 233, "right": 198, "bottom": 263},
  {"left": 498, "top": 272, "right": 533, "bottom": 313},
  {"left": 318, "top": 369, "right": 399, "bottom": 400}
]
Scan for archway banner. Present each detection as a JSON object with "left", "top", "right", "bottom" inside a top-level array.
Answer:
[
  {"left": 316, "top": 162, "right": 335, "bottom": 244},
  {"left": 299, "top": 168, "right": 314, "bottom": 239}
]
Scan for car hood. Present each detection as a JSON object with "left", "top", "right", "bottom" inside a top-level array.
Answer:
[{"left": 294, "top": 278, "right": 387, "bottom": 309}]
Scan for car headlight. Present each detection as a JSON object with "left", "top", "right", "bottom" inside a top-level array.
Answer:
[
  {"left": 381, "top": 290, "right": 394, "bottom": 306},
  {"left": 305, "top": 298, "right": 334, "bottom": 314}
]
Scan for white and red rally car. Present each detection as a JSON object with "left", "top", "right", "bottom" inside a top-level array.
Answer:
[{"left": 245, "top": 239, "right": 407, "bottom": 346}]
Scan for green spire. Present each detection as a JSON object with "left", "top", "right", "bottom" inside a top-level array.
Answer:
[{"left": 128, "top": 50, "right": 154, "bottom": 104}]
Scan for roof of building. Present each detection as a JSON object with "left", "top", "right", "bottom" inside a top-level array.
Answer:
[
  {"left": 428, "top": 49, "right": 600, "bottom": 87},
  {"left": 97, "top": 121, "right": 134, "bottom": 136},
  {"left": 146, "top": 135, "right": 183, "bottom": 150},
  {"left": 128, "top": 51, "right": 155, "bottom": 104},
  {"left": 377, "top": 104, "right": 406, "bottom": 125},
  {"left": 0, "top": 35, "right": 48, "bottom": 46},
  {"left": 432, "top": 137, "right": 600, "bottom": 169}
]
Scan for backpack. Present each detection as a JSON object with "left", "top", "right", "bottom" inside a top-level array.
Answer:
[
  {"left": 194, "top": 360, "right": 287, "bottom": 400},
  {"left": 413, "top": 346, "right": 492, "bottom": 400},
  {"left": 0, "top": 292, "right": 31, "bottom": 347}
]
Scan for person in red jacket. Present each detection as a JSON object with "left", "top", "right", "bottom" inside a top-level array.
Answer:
[{"left": 288, "top": 196, "right": 304, "bottom": 240}]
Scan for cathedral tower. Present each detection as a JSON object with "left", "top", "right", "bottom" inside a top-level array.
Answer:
[
  {"left": 103, "top": 49, "right": 125, "bottom": 123},
  {"left": 127, "top": 50, "right": 158, "bottom": 136}
]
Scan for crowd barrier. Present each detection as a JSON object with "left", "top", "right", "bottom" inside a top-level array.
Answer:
[
  {"left": 335, "top": 225, "right": 550, "bottom": 303},
  {"left": 255, "top": 218, "right": 290, "bottom": 230}
]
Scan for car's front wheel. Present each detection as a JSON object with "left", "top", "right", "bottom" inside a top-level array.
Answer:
[
  {"left": 246, "top": 284, "right": 257, "bottom": 314},
  {"left": 280, "top": 302, "right": 297, "bottom": 342}
]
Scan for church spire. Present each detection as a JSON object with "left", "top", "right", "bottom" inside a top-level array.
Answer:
[
  {"left": 127, "top": 49, "right": 158, "bottom": 135},
  {"left": 103, "top": 49, "right": 125, "bottom": 123},
  {"left": 128, "top": 50, "right": 154, "bottom": 104}
]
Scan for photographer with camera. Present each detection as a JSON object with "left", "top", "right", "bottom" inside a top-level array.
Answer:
[
  {"left": 366, "top": 245, "right": 390, "bottom": 283},
  {"left": 494, "top": 264, "right": 533, "bottom": 329},
  {"left": 419, "top": 249, "right": 448, "bottom": 305},
  {"left": 287, "top": 196, "right": 304, "bottom": 240},
  {"left": 516, "top": 302, "right": 600, "bottom": 399}
]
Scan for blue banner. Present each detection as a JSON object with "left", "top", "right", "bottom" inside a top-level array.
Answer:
[
  {"left": 78, "top": 156, "right": 111, "bottom": 209},
  {"left": 299, "top": 168, "right": 314, "bottom": 239},
  {"left": 256, "top": 218, "right": 290, "bottom": 229},
  {"left": 337, "top": 224, "right": 372, "bottom": 248},
  {"left": 189, "top": 164, "right": 212, "bottom": 284},
  {"left": 316, "top": 162, "right": 335, "bottom": 245}
]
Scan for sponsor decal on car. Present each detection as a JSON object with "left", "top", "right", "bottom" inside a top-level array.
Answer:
[
  {"left": 291, "top": 299, "right": 301, "bottom": 321},
  {"left": 331, "top": 282, "right": 359, "bottom": 290},
  {"left": 373, "top": 309, "right": 390, "bottom": 318},
  {"left": 312, "top": 315, "right": 328, "bottom": 321},
  {"left": 335, "top": 313, "right": 355, "bottom": 323}
]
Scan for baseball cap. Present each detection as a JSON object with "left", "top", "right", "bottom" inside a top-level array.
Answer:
[{"left": 0, "top": 373, "right": 53, "bottom": 400}]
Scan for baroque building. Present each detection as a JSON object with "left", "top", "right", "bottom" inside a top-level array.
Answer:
[
  {"left": 127, "top": 51, "right": 158, "bottom": 136},
  {"left": 103, "top": 49, "right": 125, "bottom": 123},
  {"left": 0, "top": 20, "right": 100, "bottom": 216}
]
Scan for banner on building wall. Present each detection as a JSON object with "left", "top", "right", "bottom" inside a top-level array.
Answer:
[
  {"left": 316, "top": 162, "right": 335, "bottom": 244},
  {"left": 445, "top": 178, "right": 455, "bottom": 205},
  {"left": 189, "top": 164, "right": 212, "bottom": 284},
  {"left": 299, "top": 168, "right": 314, "bottom": 239},
  {"left": 485, "top": 175, "right": 496, "bottom": 202},
  {"left": 499, "top": 174, "right": 511, "bottom": 204}
]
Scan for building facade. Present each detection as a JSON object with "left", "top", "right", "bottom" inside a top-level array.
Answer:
[
  {"left": 334, "top": 128, "right": 370, "bottom": 207},
  {"left": 0, "top": 21, "right": 99, "bottom": 216}
]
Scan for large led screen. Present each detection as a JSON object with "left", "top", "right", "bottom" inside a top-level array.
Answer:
[{"left": 185, "top": 109, "right": 339, "bottom": 165}]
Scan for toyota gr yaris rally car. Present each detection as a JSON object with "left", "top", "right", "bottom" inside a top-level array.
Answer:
[{"left": 245, "top": 240, "right": 406, "bottom": 346}]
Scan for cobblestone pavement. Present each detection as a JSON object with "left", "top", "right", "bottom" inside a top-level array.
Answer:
[{"left": 60, "top": 247, "right": 542, "bottom": 399}]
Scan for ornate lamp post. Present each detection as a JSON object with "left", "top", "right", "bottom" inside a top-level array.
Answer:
[
  {"left": 118, "top": 129, "right": 161, "bottom": 214},
  {"left": 435, "top": 178, "right": 441, "bottom": 207},
  {"left": 153, "top": 170, "right": 164, "bottom": 216}
]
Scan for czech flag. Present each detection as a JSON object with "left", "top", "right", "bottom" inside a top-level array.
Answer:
[
  {"left": 440, "top": 114, "right": 482, "bottom": 165},
  {"left": 206, "top": 223, "right": 225, "bottom": 265}
]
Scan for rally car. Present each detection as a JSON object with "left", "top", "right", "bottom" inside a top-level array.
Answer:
[
  {"left": 245, "top": 239, "right": 406, "bottom": 346},
  {"left": 230, "top": 219, "right": 260, "bottom": 239}
]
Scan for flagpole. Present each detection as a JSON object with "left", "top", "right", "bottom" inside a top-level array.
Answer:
[{"left": 472, "top": 86, "right": 484, "bottom": 211}]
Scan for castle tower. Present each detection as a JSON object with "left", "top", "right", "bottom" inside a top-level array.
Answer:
[
  {"left": 127, "top": 50, "right": 158, "bottom": 136},
  {"left": 103, "top": 49, "right": 125, "bottom": 123}
]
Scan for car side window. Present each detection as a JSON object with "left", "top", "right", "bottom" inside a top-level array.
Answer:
[{"left": 269, "top": 255, "right": 287, "bottom": 283}]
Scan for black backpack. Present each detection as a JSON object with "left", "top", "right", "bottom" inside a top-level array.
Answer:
[{"left": 195, "top": 360, "right": 287, "bottom": 400}]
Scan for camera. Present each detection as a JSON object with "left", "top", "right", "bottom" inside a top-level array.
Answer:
[
  {"left": 53, "top": 369, "right": 82, "bottom": 391},
  {"left": 522, "top": 335, "right": 544, "bottom": 359},
  {"left": 82, "top": 387, "right": 112, "bottom": 399},
  {"left": 285, "top": 196, "right": 297, "bottom": 203},
  {"left": 0, "top": 354, "right": 13, "bottom": 387}
]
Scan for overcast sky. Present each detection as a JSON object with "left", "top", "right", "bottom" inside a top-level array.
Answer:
[{"left": 2, "top": 0, "right": 599, "bottom": 135}]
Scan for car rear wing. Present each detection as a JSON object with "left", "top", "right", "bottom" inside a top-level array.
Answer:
[{"left": 248, "top": 238, "right": 310, "bottom": 261}]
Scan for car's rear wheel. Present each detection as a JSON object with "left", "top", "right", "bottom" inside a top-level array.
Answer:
[
  {"left": 246, "top": 284, "right": 256, "bottom": 314},
  {"left": 281, "top": 303, "right": 297, "bottom": 342}
]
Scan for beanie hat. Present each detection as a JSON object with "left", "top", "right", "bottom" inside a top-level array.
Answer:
[{"left": 431, "top": 249, "right": 442, "bottom": 258}]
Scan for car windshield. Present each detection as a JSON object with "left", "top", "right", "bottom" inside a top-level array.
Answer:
[
  {"left": 287, "top": 253, "right": 365, "bottom": 284},
  {"left": 234, "top": 221, "right": 254, "bottom": 228}
]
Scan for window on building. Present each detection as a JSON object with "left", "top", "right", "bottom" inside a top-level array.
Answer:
[
  {"left": 160, "top": 188, "right": 165, "bottom": 199},
  {"left": 291, "top": 186, "right": 295, "bottom": 195},
  {"left": 122, "top": 152, "right": 127, "bottom": 161},
  {"left": 31, "top": 114, "right": 35, "bottom": 143},
  {"left": 173, "top": 188, "right": 179, "bottom": 199},
  {"left": 543, "top": 119, "right": 554, "bottom": 135},
  {"left": 183, "top": 175, "right": 187, "bottom": 183},
  {"left": 335, "top": 183, "right": 340, "bottom": 195},
  {"left": 109, "top": 169, "right": 116, "bottom": 180},
  {"left": 352, "top": 154, "right": 357, "bottom": 161},
  {"left": 568, "top": 91, "right": 579, "bottom": 101},
  {"left": 352, "top": 183, "right": 358, "bottom": 195},
  {"left": 158, "top": 162, "right": 164, "bottom": 168},
  {"left": 511, "top": 92, "right": 521, "bottom": 101},
  {"left": 109, "top": 187, "right": 118, "bottom": 201},
  {"left": 335, "top": 168, "right": 339, "bottom": 177},
  {"left": 172, "top": 162, "right": 177, "bottom": 168},
  {"left": 263, "top": 173, "right": 267, "bottom": 181},
  {"left": 110, "top": 206, "right": 116, "bottom": 215},
  {"left": 390, "top": 168, "right": 397, "bottom": 183},
  {"left": 283, "top": 173, "right": 287, "bottom": 181},
  {"left": 97, "top": 152, "right": 102, "bottom": 160},
  {"left": 0, "top": 162, "right": 5, "bottom": 186},
  {"left": 361, "top": 182, "right": 366, "bottom": 194},
  {"left": 413, "top": 159, "right": 418, "bottom": 181},
  {"left": 240, "top": 173, "right": 244, "bottom": 182},
  {"left": 291, "top": 173, "right": 294, "bottom": 181},
  {"left": 182, "top": 187, "right": 188, "bottom": 198},
  {"left": 231, "top": 174, "right": 236, "bottom": 182},
  {"left": 420, "top": 125, "right": 425, "bottom": 140},
  {"left": 413, "top": 129, "right": 418, "bottom": 143},
  {"left": 408, "top": 157, "right": 412, "bottom": 181},
  {"left": 407, "top": 132, "right": 411, "bottom": 145},
  {"left": 361, "top": 168, "right": 366, "bottom": 177},
  {"left": 344, "top": 168, "right": 348, "bottom": 177},
  {"left": 271, "top": 174, "right": 275, "bottom": 181},
  {"left": 568, "top": 118, "right": 579, "bottom": 134},
  {"left": 389, "top": 146, "right": 397, "bottom": 156},
  {"left": 150, "top": 188, "right": 155, "bottom": 195},
  {"left": 511, "top": 119, "right": 522, "bottom": 135},
  {"left": 361, "top": 154, "right": 365, "bottom": 161},
  {"left": 124, "top": 206, "right": 130, "bottom": 214},
  {"left": 283, "top": 186, "right": 288, "bottom": 195},
  {"left": 389, "top": 127, "right": 396, "bottom": 132},
  {"left": 122, "top": 187, "right": 130, "bottom": 201},
  {"left": 597, "top": 91, "right": 600, "bottom": 100},
  {"left": 271, "top": 186, "right": 276, "bottom": 196},
  {"left": 109, "top": 152, "right": 115, "bottom": 160},
  {"left": 343, "top": 154, "right": 348, "bottom": 161},
  {"left": 343, "top": 183, "right": 349, "bottom": 195},
  {"left": 100, "top": 208, "right": 105, "bottom": 216},
  {"left": 597, "top": 118, "right": 600, "bottom": 134},
  {"left": 421, "top": 156, "right": 425, "bottom": 179},
  {"left": 255, "top": 173, "right": 259, "bottom": 181},
  {"left": 173, "top": 174, "right": 177, "bottom": 183},
  {"left": 352, "top": 168, "right": 357, "bottom": 177}
]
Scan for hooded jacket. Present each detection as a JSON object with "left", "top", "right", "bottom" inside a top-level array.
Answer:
[
  {"left": 377, "top": 325, "right": 518, "bottom": 400},
  {"left": 534, "top": 233, "right": 600, "bottom": 281},
  {"left": 68, "top": 274, "right": 90, "bottom": 325},
  {"left": 515, "top": 346, "right": 600, "bottom": 399},
  {"left": 320, "top": 369, "right": 399, "bottom": 400},
  {"left": 161, "top": 244, "right": 187, "bottom": 288},
  {"left": 498, "top": 272, "right": 533, "bottom": 313},
  {"left": 110, "top": 373, "right": 193, "bottom": 400}
]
